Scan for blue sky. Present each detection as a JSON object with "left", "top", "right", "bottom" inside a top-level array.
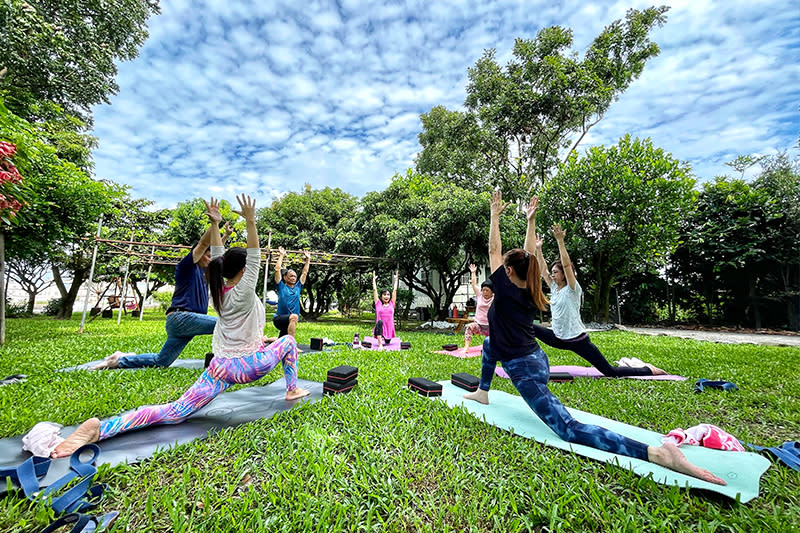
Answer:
[{"left": 90, "top": 0, "right": 800, "bottom": 209}]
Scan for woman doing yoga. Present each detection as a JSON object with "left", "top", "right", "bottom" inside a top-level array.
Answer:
[
  {"left": 372, "top": 269, "right": 398, "bottom": 346},
  {"left": 51, "top": 195, "right": 310, "bottom": 458},
  {"left": 530, "top": 199, "right": 665, "bottom": 376},
  {"left": 460, "top": 263, "right": 493, "bottom": 354},
  {"left": 463, "top": 191, "right": 724, "bottom": 485}
]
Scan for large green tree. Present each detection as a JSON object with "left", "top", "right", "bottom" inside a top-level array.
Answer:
[
  {"left": 539, "top": 135, "right": 696, "bottom": 321},
  {"left": 417, "top": 6, "right": 669, "bottom": 202}
]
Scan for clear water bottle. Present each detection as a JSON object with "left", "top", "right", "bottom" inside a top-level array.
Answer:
[{"left": 353, "top": 332, "right": 360, "bottom": 348}]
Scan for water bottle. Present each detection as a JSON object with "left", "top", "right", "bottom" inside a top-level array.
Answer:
[{"left": 353, "top": 332, "right": 360, "bottom": 348}]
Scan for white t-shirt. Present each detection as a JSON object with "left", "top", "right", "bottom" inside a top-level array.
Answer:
[
  {"left": 549, "top": 280, "right": 586, "bottom": 340},
  {"left": 211, "top": 246, "right": 265, "bottom": 359}
]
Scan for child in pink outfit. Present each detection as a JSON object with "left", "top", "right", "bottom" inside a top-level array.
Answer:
[{"left": 372, "top": 269, "right": 399, "bottom": 346}]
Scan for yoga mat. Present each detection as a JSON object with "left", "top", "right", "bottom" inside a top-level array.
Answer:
[
  {"left": 433, "top": 381, "right": 769, "bottom": 502},
  {"left": 60, "top": 358, "right": 207, "bottom": 372},
  {"left": 0, "top": 378, "right": 321, "bottom": 491},
  {"left": 494, "top": 365, "right": 686, "bottom": 381},
  {"left": 358, "top": 337, "right": 403, "bottom": 351},
  {"left": 433, "top": 345, "right": 482, "bottom": 358}
]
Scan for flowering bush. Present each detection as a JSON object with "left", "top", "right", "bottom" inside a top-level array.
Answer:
[{"left": 0, "top": 141, "right": 23, "bottom": 218}]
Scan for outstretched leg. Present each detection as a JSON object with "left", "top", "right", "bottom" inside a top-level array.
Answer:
[{"left": 464, "top": 337, "right": 495, "bottom": 405}]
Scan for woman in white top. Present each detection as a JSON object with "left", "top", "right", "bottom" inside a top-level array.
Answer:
[
  {"left": 533, "top": 211, "right": 665, "bottom": 377},
  {"left": 51, "top": 195, "right": 309, "bottom": 458}
]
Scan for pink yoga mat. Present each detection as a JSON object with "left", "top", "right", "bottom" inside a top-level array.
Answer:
[
  {"left": 433, "top": 345, "right": 482, "bottom": 358},
  {"left": 358, "top": 336, "right": 403, "bottom": 351},
  {"left": 494, "top": 365, "right": 686, "bottom": 381}
]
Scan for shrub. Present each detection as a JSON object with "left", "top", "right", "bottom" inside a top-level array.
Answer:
[
  {"left": 42, "top": 297, "right": 63, "bottom": 316},
  {"left": 151, "top": 290, "right": 173, "bottom": 311}
]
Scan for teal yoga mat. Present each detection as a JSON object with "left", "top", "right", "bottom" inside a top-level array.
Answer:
[{"left": 434, "top": 381, "right": 770, "bottom": 502}]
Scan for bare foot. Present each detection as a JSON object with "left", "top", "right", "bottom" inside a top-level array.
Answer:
[
  {"left": 51, "top": 418, "right": 100, "bottom": 458},
  {"left": 286, "top": 387, "right": 311, "bottom": 401},
  {"left": 646, "top": 364, "right": 667, "bottom": 376},
  {"left": 648, "top": 443, "right": 726, "bottom": 485},
  {"left": 90, "top": 352, "right": 122, "bottom": 370},
  {"left": 461, "top": 346, "right": 470, "bottom": 355},
  {"left": 463, "top": 389, "right": 489, "bottom": 405}
]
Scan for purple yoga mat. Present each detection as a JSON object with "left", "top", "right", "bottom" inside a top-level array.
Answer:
[{"left": 494, "top": 365, "right": 686, "bottom": 381}]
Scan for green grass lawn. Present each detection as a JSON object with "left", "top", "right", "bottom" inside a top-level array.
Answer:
[{"left": 1, "top": 312, "right": 799, "bottom": 532}]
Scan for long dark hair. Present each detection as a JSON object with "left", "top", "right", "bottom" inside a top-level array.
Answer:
[
  {"left": 503, "top": 248, "right": 548, "bottom": 310},
  {"left": 206, "top": 247, "right": 247, "bottom": 314}
]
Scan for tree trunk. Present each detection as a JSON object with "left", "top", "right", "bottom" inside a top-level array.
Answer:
[
  {"left": 747, "top": 271, "right": 761, "bottom": 329},
  {"left": 27, "top": 292, "right": 36, "bottom": 314},
  {"left": 52, "top": 265, "right": 89, "bottom": 320}
]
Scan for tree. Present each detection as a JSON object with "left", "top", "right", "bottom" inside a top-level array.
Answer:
[
  {"left": 258, "top": 186, "right": 360, "bottom": 319},
  {"left": 339, "top": 171, "right": 499, "bottom": 319},
  {"left": 417, "top": 6, "right": 669, "bottom": 202},
  {"left": 6, "top": 257, "right": 52, "bottom": 314},
  {"left": 0, "top": 0, "right": 160, "bottom": 124},
  {"left": 539, "top": 135, "right": 696, "bottom": 321}
]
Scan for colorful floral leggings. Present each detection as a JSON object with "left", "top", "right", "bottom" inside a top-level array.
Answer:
[
  {"left": 463, "top": 322, "right": 490, "bottom": 345},
  {"left": 99, "top": 336, "right": 299, "bottom": 441}
]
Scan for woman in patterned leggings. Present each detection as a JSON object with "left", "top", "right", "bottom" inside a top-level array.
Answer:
[
  {"left": 463, "top": 192, "right": 725, "bottom": 485},
  {"left": 52, "top": 195, "right": 309, "bottom": 458}
]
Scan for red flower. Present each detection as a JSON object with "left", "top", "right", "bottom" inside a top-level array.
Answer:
[{"left": 0, "top": 141, "right": 16, "bottom": 158}]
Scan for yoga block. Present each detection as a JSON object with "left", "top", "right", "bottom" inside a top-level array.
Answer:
[
  {"left": 327, "top": 365, "right": 358, "bottom": 383},
  {"left": 451, "top": 372, "right": 479, "bottom": 392},
  {"left": 442, "top": 344, "right": 459, "bottom": 351},
  {"left": 361, "top": 341, "right": 372, "bottom": 348},
  {"left": 323, "top": 378, "right": 357, "bottom": 395},
  {"left": 205, "top": 352, "right": 214, "bottom": 368},
  {"left": 310, "top": 338, "right": 323, "bottom": 351},
  {"left": 408, "top": 377, "right": 442, "bottom": 397},
  {"left": 400, "top": 341, "right": 411, "bottom": 350},
  {"left": 549, "top": 372, "right": 573, "bottom": 382},
  {"left": 101, "top": 309, "right": 113, "bottom": 318}
]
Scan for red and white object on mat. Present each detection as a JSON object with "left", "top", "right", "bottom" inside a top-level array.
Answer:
[{"left": 662, "top": 424, "right": 745, "bottom": 451}]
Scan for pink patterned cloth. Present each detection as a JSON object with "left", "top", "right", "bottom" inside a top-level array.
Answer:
[{"left": 662, "top": 424, "right": 745, "bottom": 451}]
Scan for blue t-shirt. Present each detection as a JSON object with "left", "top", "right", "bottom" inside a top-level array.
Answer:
[
  {"left": 275, "top": 280, "right": 303, "bottom": 316},
  {"left": 488, "top": 266, "right": 540, "bottom": 361},
  {"left": 168, "top": 250, "right": 209, "bottom": 314}
]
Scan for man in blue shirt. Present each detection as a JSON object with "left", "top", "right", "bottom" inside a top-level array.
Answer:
[
  {"left": 272, "top": 246, "right": 311, "bottom": 337},
  {"left": 92, "top": 202, "right": 231, "bottom": 369}
]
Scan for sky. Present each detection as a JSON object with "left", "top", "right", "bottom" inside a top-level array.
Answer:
[{"left": 89, "top": 0, "right": 800, "bottom": 209}]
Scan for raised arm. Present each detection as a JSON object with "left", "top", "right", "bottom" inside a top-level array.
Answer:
[
  {"left": 469, "top": 264, "right": 479, "bottom": 295},
  {"left": 488, "top": 190, "right": 509, "bottom": 272},
  {"left": 372, "top": 270, "right": 380, "bottom": 304},
  {"left": 232, "top": 194, "right": 258, "bottom": 249},
  {"left": 523, "top": 196, "right": 538, "bottom": 255},
  {"left": 552, "top": 223, "right": 577, "bottom": 290},
  {"left": 299, "top": 250, "right": 311, "bottom": 285},
  {"left": 274, "top": 246, "right": 286, "bottom": 284},
  {"left": 391, "top": 269, "right": 399, "bottom": 304},
  {"left": 194, "top": 197, "right": 222, "bottom": 262},
  {"left": 535, "top": 237, "right": 553, "bottom": 285}
]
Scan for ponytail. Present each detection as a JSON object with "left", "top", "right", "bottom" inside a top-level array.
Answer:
[
  {"left": 503, "top": 248, "right": 549, "bottom": 311},
  {"left": 205, "top": 247, "right": 248, "bottom": 315}
]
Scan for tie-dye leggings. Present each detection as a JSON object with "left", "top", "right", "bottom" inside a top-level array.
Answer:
[
  {"left": 99, "top": 336, "right": 299, "bottom": 441},
  {"left": 463, "top": 322, "right": 490, "bottom": 345}
]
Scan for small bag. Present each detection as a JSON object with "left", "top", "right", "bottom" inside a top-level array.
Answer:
[
  {"left": 451, "top": 372, "right": 479, "bottom": 392},
  {"left": 327, "top": 365, "right": 358, "bottom": 383},
  {"left": 323, "top": 379, "right": 357, "bottom": 395},
  {"left": 442, "top": 344, "right": 459, "bottom": 351},
  {"left": 361, "top": 341, "right": 372, "bottom": 349},
  {"left": 408, "top": 377, "right": 442, "bottom": 397}
]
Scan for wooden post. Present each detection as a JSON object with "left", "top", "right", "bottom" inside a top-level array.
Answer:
[
  {"left": 140, "top": 245, "right": 155, "bottom": 321},
  {"left": 117, "top": 227, "right": 135, "bottom": 325},
  {"left": 79, "top": 215, "right": 104, "bottom": 333}
]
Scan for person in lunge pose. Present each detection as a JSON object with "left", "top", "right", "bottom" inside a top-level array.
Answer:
[
  {"left": 530, "top": 199, "right": 665, "bottom": 376},
  {"left": 460, "top": 263, "right": 493, "bottom": 354},
  {"left": 462, "top": 191, "right": 724, "bottom": 485},
  {"left": 272, "top": 246, "right": 311, "bottom": 337},
  {"left": 372, "top": 269, "right": 399, "bottom": 347},
  {"left": 92, "top": 202, "right": 232, "bottom": 370},
  {"left": 52, "top": 195, "right": 310, "bottom": 457}
]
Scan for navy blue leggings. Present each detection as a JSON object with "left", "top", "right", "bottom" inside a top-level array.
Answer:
[
  {"left": 532, "top": 325, "right": 652, "bottom": 377},
  {"left": 478, "top": 338, "right": 649, "bottom": 461}
]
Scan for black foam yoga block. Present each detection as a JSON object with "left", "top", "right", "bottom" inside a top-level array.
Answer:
[
  {"left": 204, "top": 352, "right": 214, "bottom": 368},
  {"left": 310, "top": 338, "right": 324, "bottom": 351},
  {"left": 442, "top": 344, "right": 459, "bottom": 351},
  {"left": 408, "top": 377, "right": 442, "bottom": 397},
  {"left": 323, "top": 379, "right": 357, "bottom": 395},
  {"left": 549, "top": 372, "right": 573, "bottom": 382},
  {"left": 327, "top": 365, "right": 358, "bottom": 383},
  {"left": 400, "top": 341, "right": 411, "bottom": 350},
  {"left": 361, "top": 341, "right": 372, "bottom": 348},
  {"left": 451, "top": 372, "right": 479, "bottom": 392}
]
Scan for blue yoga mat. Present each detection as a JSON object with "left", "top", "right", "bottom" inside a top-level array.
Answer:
[{"left": 433, "top": 381, "right": 770, "bottom": 502}]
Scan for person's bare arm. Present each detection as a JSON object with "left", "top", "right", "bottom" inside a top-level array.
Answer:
[
  {"left": 552, "top": 223, "right": 577, "bottom": 290},
  {"left": 489, "top": 190, "right": 509, "bottom": 272},
  {"left": 523, "top": 196, "right": 539, "bottom": 254},
  {"left": 469, "top": 263, "right": 479, "bottom": 295},
  {"left": 232, "top": 195, "right": 258, "bottom": 249},
  {"left": 274, "top": 246, "right": 285, "bottom": 284},
  {"left": 194, "top": 198, "right": 222, "bottom": 262},
  {"left": 391, "top": 269, "right": 399, "bottom": 304},
  {"left": 299, "top": 250, "right": 311, "bottom": 285},
  {"left": 372, "top": 271, "right": 380, "bottom": 304}
]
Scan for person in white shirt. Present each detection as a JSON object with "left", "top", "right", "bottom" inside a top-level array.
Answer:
[
  {"left": 50, "top": 195, "right": 309, "bottom": 458},
  {"left": 532, "top": 202, "right": 665, "bottom": 377}
]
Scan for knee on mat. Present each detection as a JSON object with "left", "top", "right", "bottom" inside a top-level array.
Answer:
[{"left": 289, "top": 314, "right": 298, "bottom": 322}]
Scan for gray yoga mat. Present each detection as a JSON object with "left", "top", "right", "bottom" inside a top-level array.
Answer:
[{"left": 0, "top": 378, "right": 321, "bottom": 490}]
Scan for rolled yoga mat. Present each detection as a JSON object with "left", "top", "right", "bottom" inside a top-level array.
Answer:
[
  {"left": 432, "top": 380, "right": 769, "bottom": 502},
  {"left": 494, "top": 365, "right": 687, "bottom": 381},
  {"left": 0, "top": 378, "right": 321, "bottom": 491}
]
